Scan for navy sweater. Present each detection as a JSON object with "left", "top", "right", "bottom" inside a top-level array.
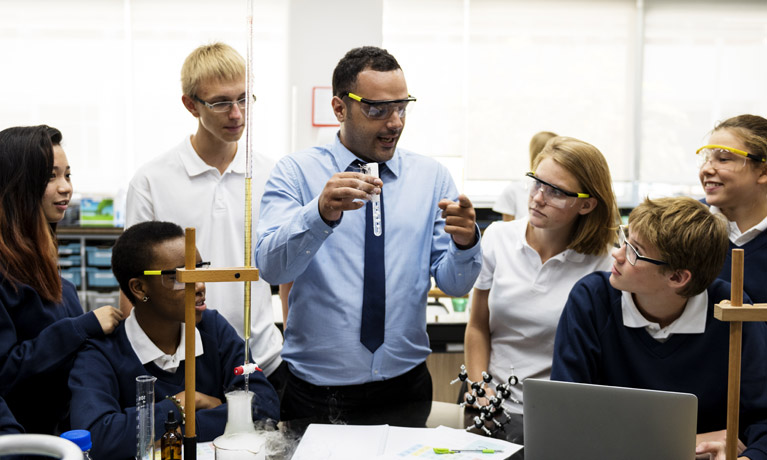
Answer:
[
  {"left": 0, "top": 275, "right": 102, "bottom": 434},
  {"left": 552, "top": 272, "right": 767, "bottom": 460},
  {"left": 701, "top": 198, "right": 767, "bottom": 304},
  {"left": 68, "top": 309, "right": 280, "bottom": 460},
  {"left": 719, "top": 229, "right": 767, "bottom": 304},
  {"left": 0, "top": 396, "right": 22, "bottom": 434}
]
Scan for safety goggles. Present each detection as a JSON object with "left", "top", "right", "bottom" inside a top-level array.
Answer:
[
  {"left": 346, "top": 93, "right": 416, "bottom": 120},
  {"left": 696, "top": 144, "right": 765, "bottom": 171},
  {"left": 525, "top": 172, "right": 589, "bottom": 209},
  {"left": 614, "top": 226, "right": 667, "bottom": 266},
  {"left": 143, "top": 261, "right": 211, "bottom": 290}
]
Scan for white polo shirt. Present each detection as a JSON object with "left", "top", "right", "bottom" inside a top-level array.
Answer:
[
  {"left": 475, "top": 218, "right": 613, "bottom": 413},
  {"left": 126, "top": 136, "right": 283, "bottom": 375},
  {"left": 492, "top": 181, "right": 528, "bottom": 219}
]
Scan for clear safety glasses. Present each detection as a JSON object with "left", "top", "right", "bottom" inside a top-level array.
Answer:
[
  {"left": 346, "top": 93, "right": 416, "bottom": 120},
  {"left": 614, "top": 226, "right": 667, "bottom": 266},
  {"left": 143, "top": 261, "right": 211, "bottom": 290},
  {"left": 193, "top": 95, "right": 253, "bottom": 113},
  {"left": 695, "top": 144, "right": 765, "bottom": 171},
  {"left": 525, "top": 172, "right": 589, "bottom": 209}
]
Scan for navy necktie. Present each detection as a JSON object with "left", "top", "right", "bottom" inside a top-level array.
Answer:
[{"left": 360, "top": 162, "right": 386, "bottom": 352}]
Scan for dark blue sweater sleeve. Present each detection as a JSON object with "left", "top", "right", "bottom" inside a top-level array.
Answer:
[
  {"left": 0, "top": 282, "right": 102, "bottom": 395},
  {"left": 551, "top": 273, "right": 611, "bottom": 384},
  {"left": 69, "top": 340, "right": 178, "bottom": 460},
  {"left": 0, "top": 396, "right": 22, "bottom": 434},
  {"left": 739, "top": 321, "right": 767, "bottom": 460}
]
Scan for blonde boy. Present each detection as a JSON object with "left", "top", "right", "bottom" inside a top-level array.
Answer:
[{"left": 126, "top": 43, "right": 286, "bottom": 391}]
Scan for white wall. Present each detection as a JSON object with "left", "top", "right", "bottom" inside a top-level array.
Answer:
[{"left": 287, "top": 0, "right": 383, "bottom": 151}]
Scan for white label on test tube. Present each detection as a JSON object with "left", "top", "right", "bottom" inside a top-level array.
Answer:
[{"left": 362, "top": 163, "right": 383, "bottom": 237}]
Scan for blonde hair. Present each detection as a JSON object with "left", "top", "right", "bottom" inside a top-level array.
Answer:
[
  {"left": 528, "top": 131, "right": 558, "bottom": 169},
  {"left": 628, "top": 197, "right": 728, "bottom": 298},
  {"left": 532, "top": 136, "right": 619, "bottom": 256},
  {"left": 180, "top": 42, "right": 245, "bottom": 97}
]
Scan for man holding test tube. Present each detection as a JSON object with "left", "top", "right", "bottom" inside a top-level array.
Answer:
[{"left": 256, "top": 46, "right": 481, "bottom": 421}]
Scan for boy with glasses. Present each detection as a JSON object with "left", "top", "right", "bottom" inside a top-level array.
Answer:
[
  {"left": 551, "top": 196, "right": 767, "bottom": 459},
  {"left": 255, "top": 46, "right": 482, "bottom": 422},
  {"left": 126, "top": 43, "right": 287, "bottom": 394}
]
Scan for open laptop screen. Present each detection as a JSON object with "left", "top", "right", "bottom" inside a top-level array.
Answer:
[{"left": 523, "top": 379, "right": 698, "bottom": 460}]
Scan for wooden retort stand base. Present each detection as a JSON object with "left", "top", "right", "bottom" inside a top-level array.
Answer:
[
  {"left": 714, "top": 249, "right": 767, "bottom": 460},
  {"left": 174, "top": 228, "right": 260, "bottom": 460}
]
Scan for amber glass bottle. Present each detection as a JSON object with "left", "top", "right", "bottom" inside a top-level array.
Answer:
[{"left": 161, "top": 410, "right": 182, "bottom": 460}]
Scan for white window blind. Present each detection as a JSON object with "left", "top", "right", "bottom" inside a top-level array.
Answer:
[
  {"left": 0, "top": 0, "right": 288, "bottom": 196},
  {"left": 641, "top": 0, "right": 767, "bottom": 188}
]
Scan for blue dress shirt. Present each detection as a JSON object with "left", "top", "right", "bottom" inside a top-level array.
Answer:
[{"left": 256, "top": 134, "right": 482, "bottom": 386}]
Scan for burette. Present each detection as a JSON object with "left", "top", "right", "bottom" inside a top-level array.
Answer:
[{"left": 242, "top": 0, "right": 255, "bottom": 390}]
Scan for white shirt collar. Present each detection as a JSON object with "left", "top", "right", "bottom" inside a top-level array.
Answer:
[
  {"left": 621, "top": 289, "right": 708, "bottom": 342},
  {"left": 125, "top": 309, "right": 204, "bottom": 372},
  {"left": 709, "top": 205, "right": 767, "bottom": 246},
  {"left": 518, "top": 217, "right": 587, "bottom": 263},
  {"left": 179, "top": 135, "right": 245, "bottom": 178}
]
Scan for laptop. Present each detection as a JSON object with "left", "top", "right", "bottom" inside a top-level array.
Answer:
[{"left": 523, "top": 379, "right": 698, "bottom": 460}]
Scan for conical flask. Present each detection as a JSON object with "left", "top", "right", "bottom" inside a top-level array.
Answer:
[{"left": 213, "top": 390, "right": 266, "bottom": 460}]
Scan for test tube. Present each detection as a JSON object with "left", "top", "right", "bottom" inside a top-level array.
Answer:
[
  {"left": 362, "top": 163, "right": 383, "bottom": 237},
  {"left": 136, "top": 375, "right": 157, "bottom": 460}
]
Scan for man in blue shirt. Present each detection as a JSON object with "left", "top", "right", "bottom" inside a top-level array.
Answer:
[{"left": 256, "top": 46, "right": 482, "bottom": 421}]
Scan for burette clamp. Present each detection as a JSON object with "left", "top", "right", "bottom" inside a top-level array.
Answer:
[{"left": 233, "top": 363, "right": 262, "bottom": 376}]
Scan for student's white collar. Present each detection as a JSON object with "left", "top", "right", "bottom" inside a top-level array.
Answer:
[
  {"left": 125, "top": 308, "right": 204, "bottom": 373},
  {"left": 621, "top": 289, "right": 707, "bottom": 342},
  {"left": 709, "top": 205, "right": 767, "bottom": 246}
]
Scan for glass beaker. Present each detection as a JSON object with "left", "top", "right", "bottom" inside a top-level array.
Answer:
[
  {"left": 136, "top": 375, "right": 157, "bottom": 460},
  {"left": 213, "top": 390, "right": 266, "bottom": 460}
]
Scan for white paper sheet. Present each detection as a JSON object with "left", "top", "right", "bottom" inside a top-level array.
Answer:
[{"left": 291, "top": 424, "right": 522, "bottom": 460}]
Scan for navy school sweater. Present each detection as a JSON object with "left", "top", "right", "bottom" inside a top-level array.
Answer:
[
  {"left": 719, "top": 229, "right": 767, "bottom": 304},
  {"left": 68, "top": 308, "right": 279, "bottom": 460},
  {"left": 552, "top": 272, "right": 767, "bottom": 460},
  {"left": 0, "top": 275, "right": 102, "bottom": 434},
  {"left": 700, "top": 198, "right": 767, "bottom": 304},
  {"left": 0, "top": 395, "right": 22, "bottom": 434}
]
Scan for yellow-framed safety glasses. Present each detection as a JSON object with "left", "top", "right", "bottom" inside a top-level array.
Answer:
[
  {"left": 346, "top": 92, "right": 416, "bottom": 120},
  {"left": 143, "top": 261, "right": 210, "bottom": 290},
  {"left": 696, "top": 144, "right": 766, "bottom": 171}
]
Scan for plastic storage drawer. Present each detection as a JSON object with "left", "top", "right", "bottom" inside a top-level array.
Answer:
[
  {"left": 60, "top": 267, "right": 82, "bottom": 289},
  {"left": 58, "top": 255, "right": 82, "bottom": 267},
  {"left": 86, "top": 267, "right": 118, "bottom": 288},
  {"left": 86, "top": 247, "right": 113, "bottom": 267},
  {"left": 58, "top": 242, "right": 81, "bottom": 256},
  {"left": 86, "top": 290, "right": 121, "bottom": 312}
]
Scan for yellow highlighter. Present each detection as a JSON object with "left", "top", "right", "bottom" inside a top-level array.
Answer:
[{"left": 433, "top": 447, "right": 503, "bottom": 454}]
